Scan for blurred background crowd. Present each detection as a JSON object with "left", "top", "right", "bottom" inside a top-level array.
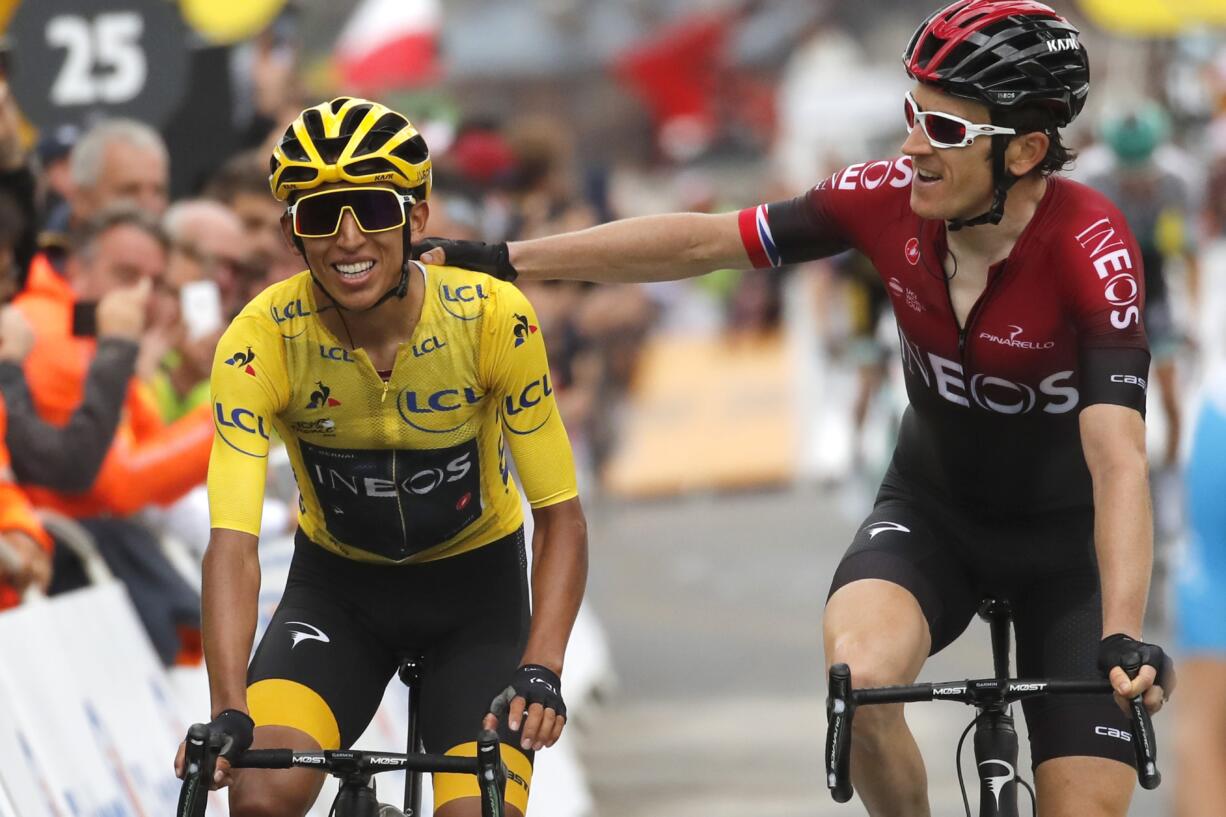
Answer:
[{"left": 0, "top": 0, "right": 1223, "bottom": 815}]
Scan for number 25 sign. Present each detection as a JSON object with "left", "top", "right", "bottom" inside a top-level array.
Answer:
[{"left": 9, "top": 0, "right": 189, "bottom": 129}]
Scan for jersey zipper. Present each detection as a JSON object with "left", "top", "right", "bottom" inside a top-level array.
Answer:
[{"left": 947, "top": 261, "right": 1008, "bottom": 374}]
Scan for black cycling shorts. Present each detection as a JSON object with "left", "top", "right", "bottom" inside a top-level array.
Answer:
[
  {"left": 246, "top": 527, "right": 534, "bottom": 811},
  {"left": 827, "top": 469, "right": 1135, "bottom": 769}
]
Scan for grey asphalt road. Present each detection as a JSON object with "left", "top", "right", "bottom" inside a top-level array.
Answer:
[{"left": 577, "top": 484, "right": 1172, "bottom": 817}]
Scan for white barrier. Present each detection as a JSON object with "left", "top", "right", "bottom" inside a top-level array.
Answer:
[{"left": 0, "top": 523, "right": 608, "bottom": 817}]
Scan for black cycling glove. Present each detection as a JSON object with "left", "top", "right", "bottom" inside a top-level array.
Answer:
[
  {"left": 207, "top": 709, "right": 255, "bottom": 761},
  {"left": 413, "top": 237, "right": 518, "bottom": 281},
  {"left": 490, "top": 664, "right": 567, "bottom": 723},
  {"left": 1097, "top": 633, "right": 1174, "bottom": 691}
]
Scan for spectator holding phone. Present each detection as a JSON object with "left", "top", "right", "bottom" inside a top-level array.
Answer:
[
  {"left": 152, "top": 199, "right": 247, "bottom": 421},
  {"left": 12, "top": 205, "right": 213, "bottom": 664}
]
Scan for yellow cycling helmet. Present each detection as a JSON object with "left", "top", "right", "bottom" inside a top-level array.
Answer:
[{"left": 269, "top": 97, "right": 432, "bottom": 202}]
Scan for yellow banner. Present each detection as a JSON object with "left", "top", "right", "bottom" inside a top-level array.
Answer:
[{"left": 1076, "top": 0, "right": 1226, "bottom": 36}]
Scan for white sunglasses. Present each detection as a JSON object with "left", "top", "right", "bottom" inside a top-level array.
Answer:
[{"left": 904, "top": 91, "right": 1017, "bottom": 149}]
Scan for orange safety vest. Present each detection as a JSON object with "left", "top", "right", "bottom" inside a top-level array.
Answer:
[
  {"left": 0, "top": 396, "right": 53, "bottom": 610},
  {"left": 13, "top": 254, "right": 213, "bottom": 518}
]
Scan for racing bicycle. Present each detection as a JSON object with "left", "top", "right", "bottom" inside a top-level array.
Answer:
[
  {"left": 825, "top": 598, "right": 1161, "bottom": 817},
  {"left": 177, "top": 656, "right": 508, "bottom": 817}
]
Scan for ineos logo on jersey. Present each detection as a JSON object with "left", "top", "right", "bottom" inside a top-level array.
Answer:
[
  {"left": 898, "top": 333, "right": 1079, "bottom": 415},
  {"left": 309, "top": 452, "right": 473, "bottom": 499},
  {"left": 888, "top": 277, "right": 905, "bottom": 295},
  {"left": 1074, "top": 218, "right": 1141, "bottom": 329},
  {"left": 831, "top": 157, "right": 914, "bottom": 192}
]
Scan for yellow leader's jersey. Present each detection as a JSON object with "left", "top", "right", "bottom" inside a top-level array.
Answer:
[{"left": 207, "top": 264, "right": 578, "bottom": 564}]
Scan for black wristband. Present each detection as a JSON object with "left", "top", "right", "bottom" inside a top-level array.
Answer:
[
  {"left": 413, "top": 237, "right": 518, "bottom": 281},
  {"left": 209, "top": 709, "right": 255, "bottom": 761}
]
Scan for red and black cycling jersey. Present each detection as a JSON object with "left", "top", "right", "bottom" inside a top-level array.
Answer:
[{"left": 740, "top": 157, "right": 1150, "bottom": 514}]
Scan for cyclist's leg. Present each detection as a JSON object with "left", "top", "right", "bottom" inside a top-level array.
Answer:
[
  {"left": 228, "top": 726, "right": 324, "bottom": 817},
  {"left": 414, "top": 530, "right": 533, "bottom": 817},
  {"left": 824, "top": 498, "right": 979, "bottom": 817},
  {"left": 231, "top": 536, "right": 400, "bottom": 816},
  {"left": 1013, "top": 551, "right": 1135, "bottom": 817}
]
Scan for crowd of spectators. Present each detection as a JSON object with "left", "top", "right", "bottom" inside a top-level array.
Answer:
[{"left": 0, "top": 75, "right": 656, "bottom": 666}]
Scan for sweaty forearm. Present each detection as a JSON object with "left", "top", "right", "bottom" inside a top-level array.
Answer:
[
  {"left": 509, "top": 212, "right": 747, "bottom": 283},
  {"left": 1092, "top": 461, "right": 1152, "bottom": 638},
  {"left": 202, "top": 530, "right": 261, "bottom": 716},
  {"left": 521, "top": 501, "right": 588, "bottom": 673}
]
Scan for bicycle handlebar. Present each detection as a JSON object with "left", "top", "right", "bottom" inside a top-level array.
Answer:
[
  {"left": 824, "top": 663, "right": 1161, "bottom": 803},
  {"left": 177, "top": 726, "right": 507, "bottom": 817}
]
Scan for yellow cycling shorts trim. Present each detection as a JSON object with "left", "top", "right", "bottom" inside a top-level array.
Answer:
[
  {"left": 433, "top": 741, "right": 532, "bottom": 814},
  {"left": 247, "top": 678, "right": 341, "bottom": 750}
]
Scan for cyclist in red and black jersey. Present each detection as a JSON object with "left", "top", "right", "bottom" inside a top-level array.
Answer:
[{"left": 419, "top": 2, "right": 1172, "bottom": 814}]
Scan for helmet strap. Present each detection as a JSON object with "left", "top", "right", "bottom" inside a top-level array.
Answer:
[
  {"left": 291, "top": 229, "right": 413, "bottom": 317},
  {"left": 947, "top": 136, "right": 1018, "bottom": 231}
]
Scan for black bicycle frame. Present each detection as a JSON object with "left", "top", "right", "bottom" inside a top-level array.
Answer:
[{"left": 825, "top": 599, "right": 1161, "bottom": 816}]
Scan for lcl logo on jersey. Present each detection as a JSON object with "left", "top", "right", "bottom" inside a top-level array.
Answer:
[
  {"left": 1074, "top": 218, "right": 1140, "bottom": 329},
  {"left": 503, "top": 375, "right": 555, "bottom": 435},
  {"left": 397, "top": 387, "right": 484, "bottom": 434},
  {"left": 214, "top": 402, "right": 270, "bottom": 458},
  {"left": 440, "top": 284, "right": 489, "bottom": 320},
  {"left": 319, "top": 344, "right": 355, "bottom": 363}
]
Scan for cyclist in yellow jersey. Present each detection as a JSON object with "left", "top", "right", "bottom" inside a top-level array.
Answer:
[{"left": 174, "top": 98, "right": 588, "bottom": 817}]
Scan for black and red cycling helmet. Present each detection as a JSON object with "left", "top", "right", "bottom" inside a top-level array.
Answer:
[{"left": 903, "top": 0, "right": 1089, "bottom": 127}]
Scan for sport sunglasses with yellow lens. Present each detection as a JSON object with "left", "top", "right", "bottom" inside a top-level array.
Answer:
[{"left": 287, "top": 187, "right": 417, "bottom": 238}]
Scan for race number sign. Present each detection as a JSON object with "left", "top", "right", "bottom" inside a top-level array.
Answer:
[{"left": 9, "top": 0, "right": 189, "bottom": 129}]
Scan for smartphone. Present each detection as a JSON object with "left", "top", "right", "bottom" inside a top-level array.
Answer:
[
  {"left": 71, "top": 301, "right": 98, "bottom": 337},
  {"left": 180, "top": 280, "right": 223, "bottom": 340}
]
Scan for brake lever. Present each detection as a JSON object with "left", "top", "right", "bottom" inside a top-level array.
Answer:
[
  {"left": 1121, "top": 659, "right": 1161, "bottom": 789},
  {"left": 175, "top": 723, "right": 215, "bottom": 817}
]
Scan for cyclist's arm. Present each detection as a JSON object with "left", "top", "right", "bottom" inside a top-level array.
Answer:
[
  {"left": 1080, "top": 404, "right": 1151, "bottom": 641},
  {"left": 481, "top": 282, "right": 586, "bottom": 669},
  {"left": 202, "top": 527, "right": 261, "bottom": 715},
  {"left": 500, "top": 163, "right": 898, "bottom": 283},
  {"left": 522, "top": 497, "right": 588, "bottom": 674},
  {"left": 507, "top": 212, "right": 747, "bottom": 283}
]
